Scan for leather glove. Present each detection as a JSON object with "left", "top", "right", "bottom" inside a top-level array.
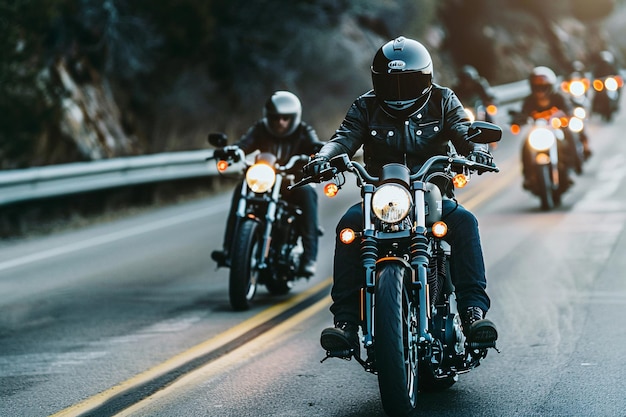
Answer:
[
  {"left": 468, "top": 145, "right": 493, "bottom": 166},
  {"left": 303, "top": 155, "right": 330, "bottom": 177}
]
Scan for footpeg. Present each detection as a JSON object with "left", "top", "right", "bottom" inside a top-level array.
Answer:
[{"left": 320, "top": 348, "right": 354, "bottom": 363}]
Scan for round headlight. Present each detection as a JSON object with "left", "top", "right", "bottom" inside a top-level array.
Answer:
[
  {"left": 464, "top": 107, "right": 476, "bottom": 122},
  {"left": 569, "top": 80, "right": 586, "bottom": 97},
  {"left": 569, "top": 117, "right": 584, "bottom": 133},
  {"left": 605, "top": 77, "right": 619, "bottom": 91},
  {"left": 528, "top": 127, "right": 556, "bottom": 151},
  {"left": 372, "top": 184, "right": 412, "bottom": 223},
  {"left": 246, "top": 163, "right": 276, "bottom": 193}
]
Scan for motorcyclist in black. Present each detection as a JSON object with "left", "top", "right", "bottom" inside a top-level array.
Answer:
[
  {"left": 591, "top": 50, "right": 622, "bottom": 113},
  {"left": 592, "top": 50, "right": 620, "bottom": 79},
  {"left": 211, "top": 91, "right": 325, "bottom": 276},
  {"left": 304, "top": 36, "right": 498, "bottom": 352},
  {"left": 517, "top": 66, "right": 589, "bottom": 188},
  {"left": 453, "top": 65, "right": 498, "bottom": 123}
]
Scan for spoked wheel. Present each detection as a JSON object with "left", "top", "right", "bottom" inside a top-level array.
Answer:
[
  {"left": 375, "top": 263, "right": 419, "bottom": 417},
  {"left": 229, "top": 220, "right": 262, "bottom": 311}
]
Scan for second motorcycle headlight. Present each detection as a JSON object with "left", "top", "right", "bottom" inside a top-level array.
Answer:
[
  {"left": 246, "top": 163, "right": 276, "bottom": 193},
  {"left": 528, "top": 127, "right": 556, "bottom": 151},
  {"left": 372, "top": 184, "right": 412, "bottom": 223}
]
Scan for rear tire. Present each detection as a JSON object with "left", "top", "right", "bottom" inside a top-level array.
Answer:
[
  {"left": 229, "top": 220, "right": 261, "bottom": 311},
  {"left": 375, "top": 263, "right": 419, "bottom": 416}
]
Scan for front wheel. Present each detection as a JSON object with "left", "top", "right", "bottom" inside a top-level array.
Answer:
[
  {"left": 538, "top": 164, "right": 556, "bottom": 211},
  {"left": 229, "top": 220, "right": 262, "bottom": 311},
  {"left": 375, "top": 263, "right": 419, "bottom": 416}
]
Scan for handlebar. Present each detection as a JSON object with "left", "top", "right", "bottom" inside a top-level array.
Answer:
[
  {"left": 209, "top": 147, "right": 310, "bottom": 174},
  {"left": 289, "top": 153, "right": 499, "bottom": 190}
]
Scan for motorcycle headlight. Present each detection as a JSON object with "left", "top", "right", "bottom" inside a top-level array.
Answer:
[
  {"left": 246, "top": 163, "right": 276, "bottom": 193},
  {"left": 464, "top": 107, "right": 476, "bottom": 122},
  {"left": 573, "top": 106, "right": 586, "bottom": 119},
  {"left": 569, "top": 80, "right": 586, "bottom": 97},
  {"left": 569, "top": 116, "right": 584, "bottom": 133},
  {"left": 528, "top": 127, "right": 556, "bottom": 151},
  {"left": 372, "top": 184, "right": 412, "bottom": 224},
  {"left": 605, "top": 77, "right": 619, "bottom": 91}
]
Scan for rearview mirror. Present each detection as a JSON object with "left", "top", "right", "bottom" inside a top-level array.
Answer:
[
  {"left": 467, "top": 121, "right": 502, "bottom": 144},
  {"left": 208, "top": 132, "right": 228, "bottom": 148}
]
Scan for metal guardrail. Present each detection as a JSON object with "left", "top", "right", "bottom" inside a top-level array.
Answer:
[{"left": 0, "top": 81, "right": 529, "bottom": 207}]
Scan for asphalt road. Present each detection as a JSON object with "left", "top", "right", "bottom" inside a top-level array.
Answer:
[{"left": 2, "top": 103, "right": 626, "bottom": 417}]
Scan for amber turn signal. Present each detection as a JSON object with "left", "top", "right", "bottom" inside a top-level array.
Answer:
[
  {"left": 452, "top": 173, "right": 468, "bottom": 188},
  {"left": 432, "top": 221, "right": 448, "bottom": 237},
  {"left": 511, "top": 124, "right": 520, "bottom": 135},
  {"left": 217, "top": 160, "right": 229, "bottom": 172},
  {"left": 324, "top": 183, "right": 339, "bottom": 197},
  {"left": 339, "top": 228, "right": 356, "bottom": 244}
]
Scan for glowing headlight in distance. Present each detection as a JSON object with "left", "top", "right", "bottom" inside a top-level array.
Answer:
[
  {"left": 371, "top": 184, "right": 412, "bottom": 223},
  {"left": 528, "top": 127, "right": 556, "bottom": 151},
  {"left": 464, "top": 108, "right": 476, "bottom": 122},
  {"left": 569, "top": 117, "right": 584, "bottom": 133},
  {"left": 569, "top": 80, "right": 586, "bottom": 97},
  {"left": 605, "top": 77, "right": 619, "bottom": 91},
  {"left": 246, "top": 163, "right": 276, "bottom": 193},
  {"left": 573, "top": 107, "right": 586, "bottom": 119}
]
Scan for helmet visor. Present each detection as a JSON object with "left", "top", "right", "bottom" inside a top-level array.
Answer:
[
  {"left": 372, "top": 71, "right": 432, "bottom": 102},
  {"left": 530, "top": 82, "right": 551, "bottom": 94}
]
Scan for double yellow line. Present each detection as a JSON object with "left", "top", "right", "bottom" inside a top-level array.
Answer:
[{"left": 51, "top": 279, "right": 332, "bottom": 417}]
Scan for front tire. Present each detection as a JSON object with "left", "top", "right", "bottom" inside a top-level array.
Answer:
[
  {"left": 229, "top": 220, "right": 262, "bottom": 311},
  {"left": 375, "top": 263, "right": 419, "bottom": 416},
  {"left": 538, "top": 164, "right": 555, "bottom": 211}
]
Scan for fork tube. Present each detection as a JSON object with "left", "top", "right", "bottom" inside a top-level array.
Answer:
[
  {"left": 410, "top": 186, "right": 433, "bottom": 342},
  {"left": 361, "top": 184, "right": 376, "bottom": 347},
  {"left": 259, "top": 175, "right": 282, "bottom": 267}
]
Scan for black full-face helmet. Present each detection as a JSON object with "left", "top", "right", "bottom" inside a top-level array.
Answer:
[
  {"left": 371, "top": 36, "right": 433, "bottom": 118},
  {"left": 263, "top": 91, "right": 302, "bottom": 138}
]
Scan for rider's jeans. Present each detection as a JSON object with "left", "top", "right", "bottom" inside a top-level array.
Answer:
[{"left": 329, "top": 199, "right": 491, "bottom": 325}]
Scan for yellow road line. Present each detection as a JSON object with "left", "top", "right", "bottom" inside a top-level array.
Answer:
[
  {"left": 50, "top": 278, "right": 332, "bottom": 417},
  {"left": 114, "top": 294, "right": 332, "bottom": 416}
]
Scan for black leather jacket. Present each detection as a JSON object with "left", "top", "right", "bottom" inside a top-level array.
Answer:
[
  {"left": 238, "top": 121, "right": 324, "bottom": 163},
  {"left": 237, "top": 120, "right": 325, "bottom": 180},
  {"left": 317, "top": 84, "right": 479, "bottom": 177}
]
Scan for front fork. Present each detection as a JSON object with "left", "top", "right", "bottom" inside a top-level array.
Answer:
[
  {"left": 360, "top": 186, "right": 433, "bottom": 354},
  {"left": 236, "top": 176, "right": 282, "bottom": 270}
]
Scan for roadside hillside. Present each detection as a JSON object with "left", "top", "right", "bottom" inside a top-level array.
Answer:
[{"left": 0, "top": 0, "right": 620, "bottom": 169}]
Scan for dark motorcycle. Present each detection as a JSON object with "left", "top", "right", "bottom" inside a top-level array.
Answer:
[
  {"left": 591, "top": 75, "right": 622, "bottom": 121},
  {"left": 292, "top": 122, "right": 501, "bottom": 417},
  {"left": 510, "top": 109, "right": 584, "bottom": 210},
  {"left": 560, "top": 77, "right": 591, "bottom": 122},
  {"left": 208, "top": 133, "right": 313, "bottom": 311}
]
